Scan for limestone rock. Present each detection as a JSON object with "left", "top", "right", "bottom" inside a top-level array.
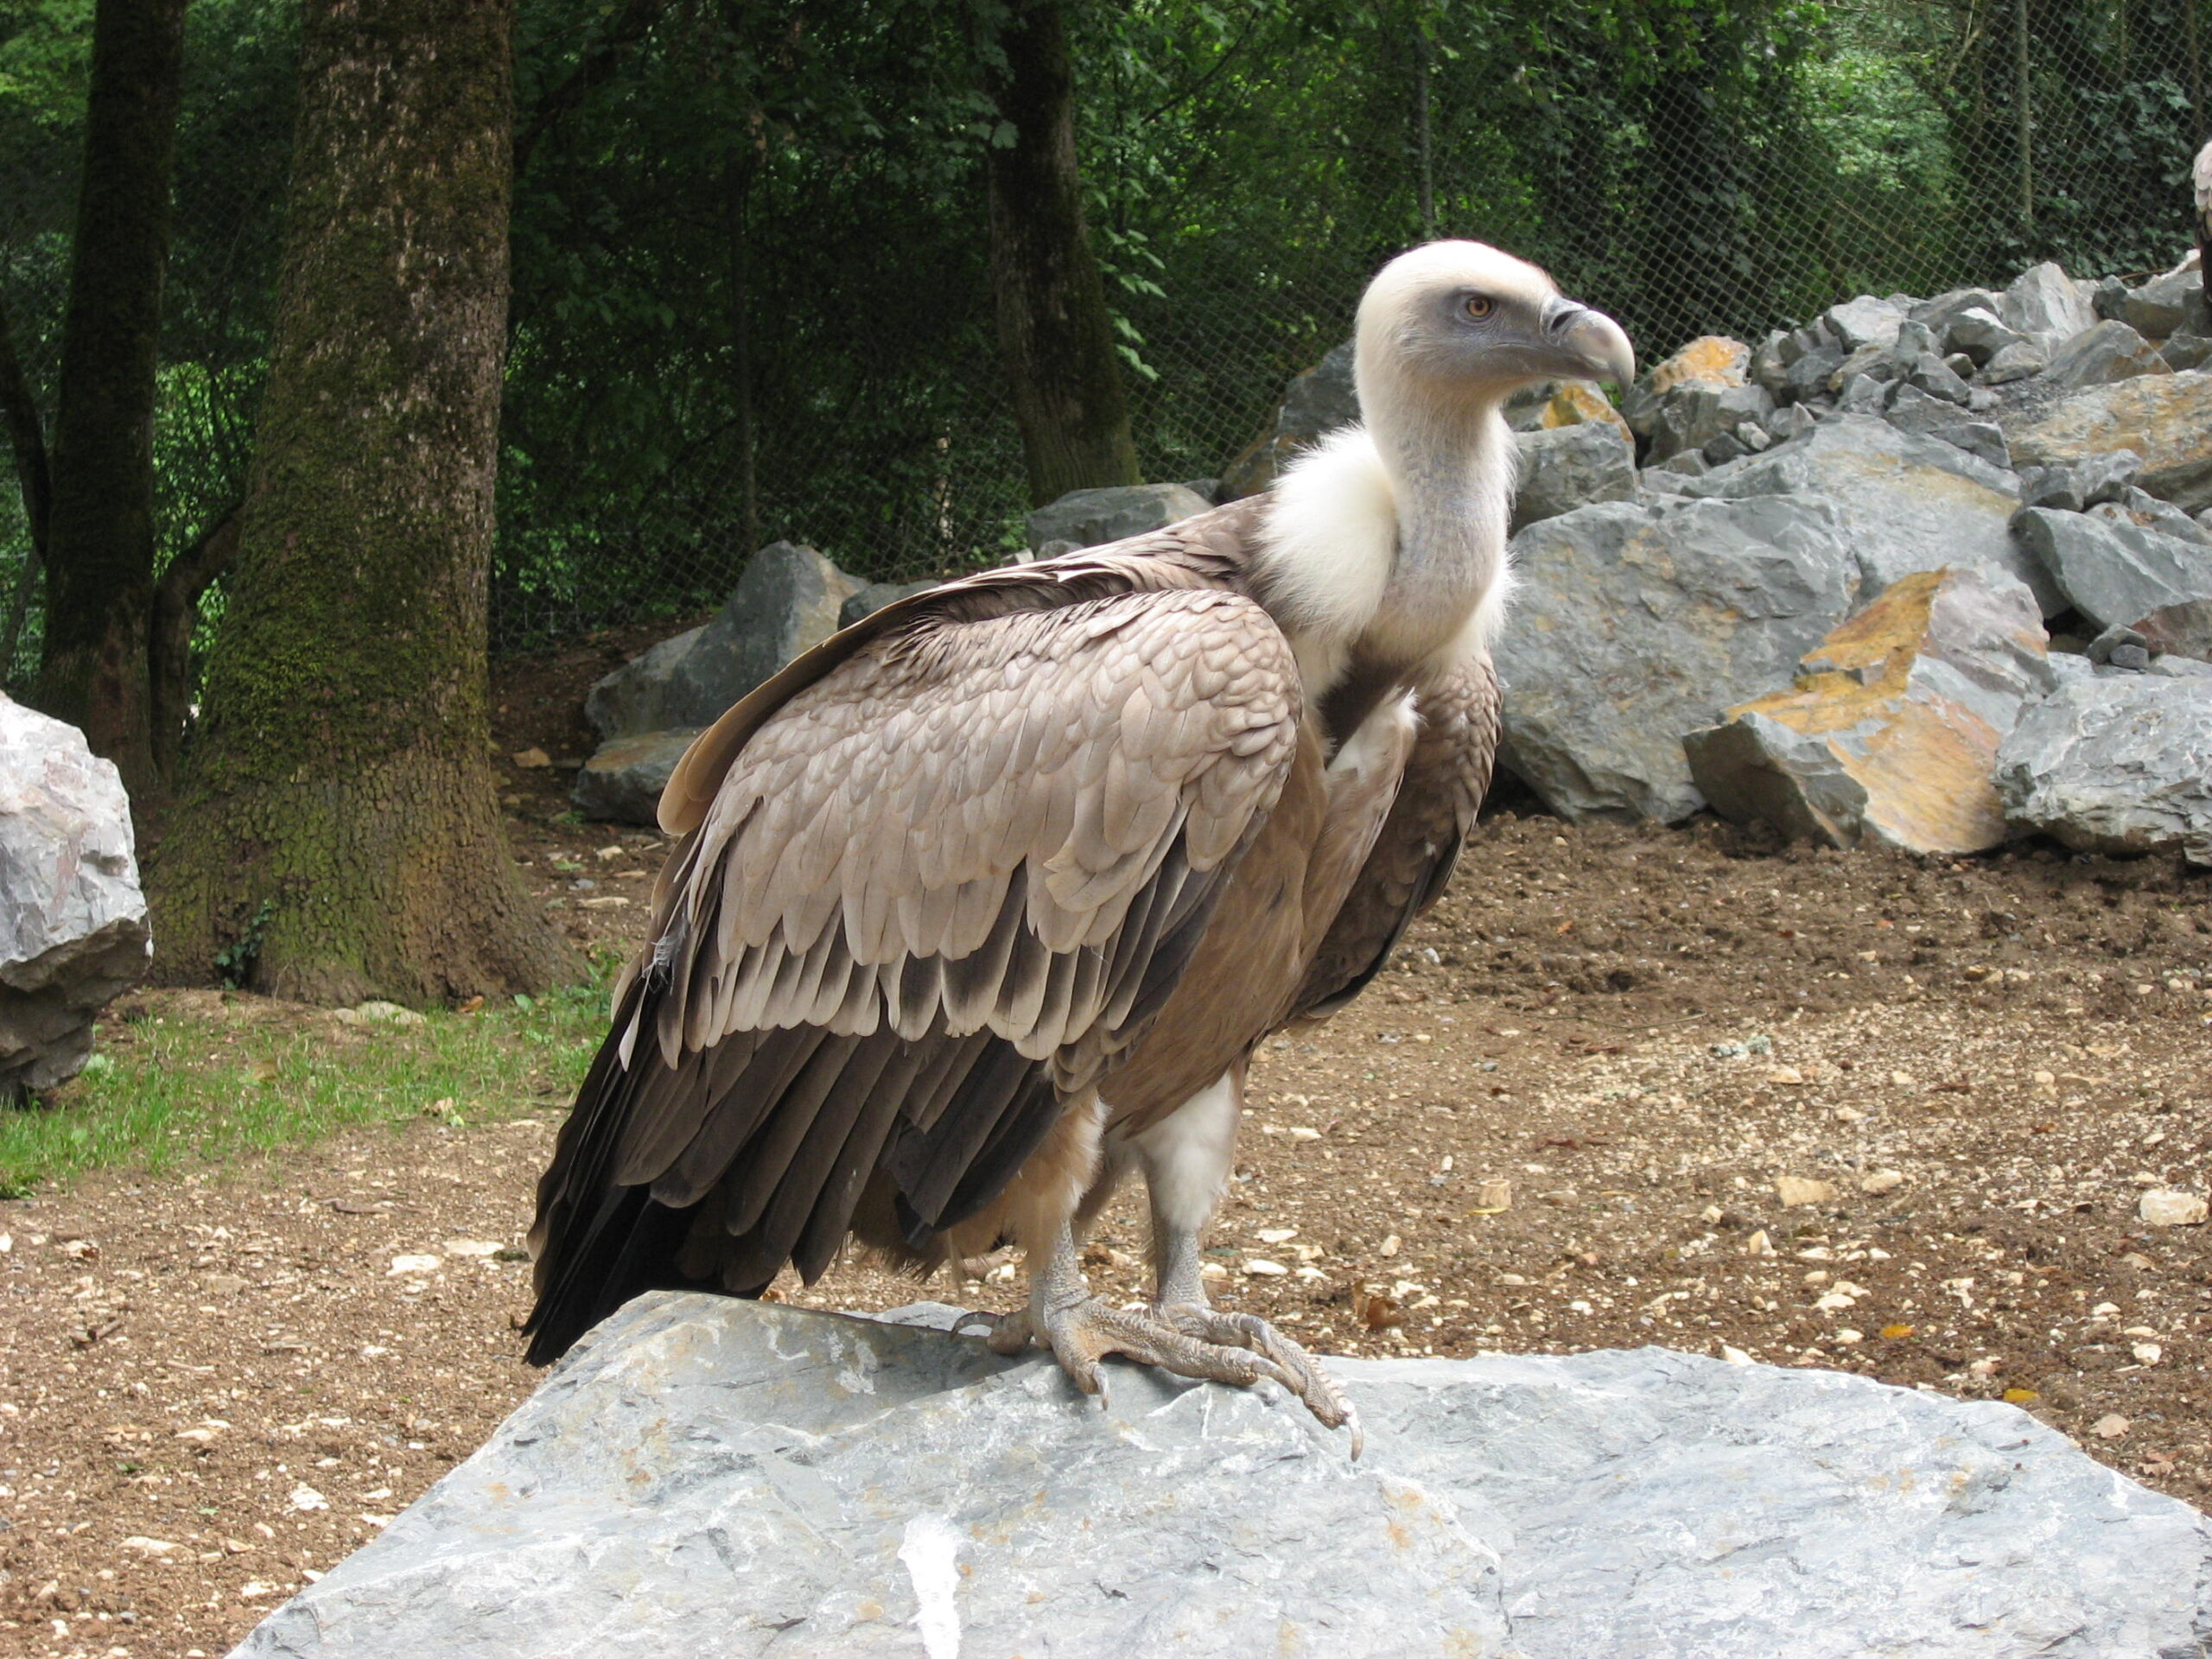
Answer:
[
  {"left": 2123, "top": 264, "right": 2202, "bottom": 340},
  {"left": 2164, "top": 331, "right": 2212, "bottom": 372},
  {"left": 1821, "top": 295, "right": 1906, "bottom": 351},
  {"left": 2008, "top": 369, "right": 2212, "bottom": 513},
  {"left": 1024, "top": 483, "right": 1210, "bottom": 553},
  {"left": 0, "top": 696, "right": 150, "bottom": 1102},
  {"left": 1685, "top": 567, "right": 2055, "bottom": 854},
  {"left": 2133, "top": 596, "right": 2212, "bottom": 661},
  {"left": 1679, "top": 415, "right": 2053, "bottom": 613},
  {"left": 1996, "top": 675, "right": 2212, "bottom": 861},
  {"left": 1219, "top": 340, "right": 1357, "bottom": 499},
  {"left": 2010, "top": 507, "right": 2212, "bottom": 633},
  {"left": 1939, "top": 304, "right": 2024, "bottom": 365},
  {"left": 1510, "top": 420, "right": 1637, "bottom": 533},
  {"left": 1536, "top": 379, "right": 1632, "bottom": 440},
  {"left": 571, "top": 728, "right": 702, "bottom": 826},
  {"left": 231, "top": 1294, "right": 2212, "bottom": 1659},
  {"left": 2000, "top": 261, "right": 2095, "bottom": 346},
  {"left": 1496, "top": 496, "right": 1857, "bottom": 822},
  {"left": 2041, "top": 320, "right": 2171, "bottom": 389},
  {"left": 582, "top": 626, "right": 705, "bottom": 742},
  {"left": 584, "top": 544, "right": 859, "bottom": 741},
  {"left": 1621, "top": 335, "right": 1748, "bottom": 436},
  {"left": 1980, "top": 339, "right": 2048, "bottom": 384},
  {"left": 839, "top": 579, "right": 936, "bottom": 629}
]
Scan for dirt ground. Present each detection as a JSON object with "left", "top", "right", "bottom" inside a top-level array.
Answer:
[{"left": 3, "top": 645, "right": 2209, "bottom": 1657}]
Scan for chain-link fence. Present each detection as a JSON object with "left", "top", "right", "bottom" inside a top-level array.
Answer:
[{"left": 1, "top": 0, "right": 2206, "bottom": 683}]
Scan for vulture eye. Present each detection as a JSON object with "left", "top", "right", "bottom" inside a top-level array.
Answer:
[{"left": 1463, "top": 294, "right": 1495, "bottom": 320}]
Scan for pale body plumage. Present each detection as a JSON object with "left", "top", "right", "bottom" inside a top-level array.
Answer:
[{"left": 525, "top": 242, "right": 1631, "bottom": 1439}]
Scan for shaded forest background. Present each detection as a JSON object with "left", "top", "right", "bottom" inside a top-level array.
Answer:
[{"left": 1, "top": 0, "right": 2207, "bottom": 674}]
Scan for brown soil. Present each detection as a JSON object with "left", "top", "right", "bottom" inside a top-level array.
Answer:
[{"left": 3, "top": 646, "right": 2209, "bottom": 1658}]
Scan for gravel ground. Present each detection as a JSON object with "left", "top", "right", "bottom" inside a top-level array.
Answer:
[{"left": 1, "top": 661, "right": 2207, "bottom": 1657}]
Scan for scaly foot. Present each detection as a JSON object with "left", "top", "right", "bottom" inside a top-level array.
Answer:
[{"left": 957, "top": 1294, "right": 1363, "bottom": 1457}]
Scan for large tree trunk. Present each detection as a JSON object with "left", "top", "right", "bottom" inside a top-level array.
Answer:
[
  {"left": 33, "top": 0, "right": 187, "bottom": 801},
  {"left": 976, "top": 0, "right": 1141, "bottom": 507},
  {"left": 151, "top": 0, "right": 577, "bottom": 1006}
]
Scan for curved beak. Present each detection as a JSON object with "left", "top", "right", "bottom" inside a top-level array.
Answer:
[{"left": 1540, "top": 296, "right": 1635, "bottom": 387}]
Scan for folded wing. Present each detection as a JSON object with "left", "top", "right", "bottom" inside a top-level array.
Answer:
[{"left": 525, "top": 575, "right": 1300, "bottom": 1360}]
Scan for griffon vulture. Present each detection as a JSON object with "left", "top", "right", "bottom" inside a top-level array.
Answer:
[{"left": 524, "top": 241, "right": 1633, "bottom": 1451}]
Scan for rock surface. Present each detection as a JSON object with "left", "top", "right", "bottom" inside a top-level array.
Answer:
[
  {"left": 571, "top": 728, "right": 702, "bottom": 826},
  {"left": 2040, "top": 319, "right": 2171, "bottom": 388},
  {"left": 1509, "top": 420, "right": 1637, "bottom": 532},
  {"left": 2008, "top": 369, "right": 2212, "bottom": 512},
  {"left": 232, "top": 1294, "right": 2212, "bottom": 1659},
  {"left": 0, "top": 696, "right": 151, "bottom": 1101},
  {"left": 1496, "top": 496, "right": 1856, "bottom": 822},
  {"left": 2011, "top": 506, "right": 2212, "bottom": 633},
  {"left": 1996, "top": 675, "right": 2212, "bottom": 862},
  {"left": 1685, "top": 567, "right": 2055, "bottom": 854},
  {"left": 585, "top": 543, "right": 860, "bottom": 741},
  {"left": 1677, "top": 416, "right": 2050, "bottom": 613},
  {"left": 1023, "top": 482, "right": 1211, "bottom": 553},
  {"left": 840, "top": 578, "right": 938, "bottom": 629}
]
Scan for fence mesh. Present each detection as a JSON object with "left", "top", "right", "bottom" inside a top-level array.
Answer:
[{"left": 1, "top": 0, "right": 2206, "bottom": 683}]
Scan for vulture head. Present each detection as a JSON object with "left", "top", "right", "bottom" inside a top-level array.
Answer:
[{"left": 1354, "top": 239, "right": 1634, "bottom": 416}]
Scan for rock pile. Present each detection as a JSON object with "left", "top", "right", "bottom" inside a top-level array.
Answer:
[
  {"left": 577, "top": 251, "right": 2212, "bottom": 863},
  {"left": 0, "top": 696, "right": 151, "bottom": 1102},
  {"left": 232, "top": 1295, "right": 2212, "bottom": 1659}
]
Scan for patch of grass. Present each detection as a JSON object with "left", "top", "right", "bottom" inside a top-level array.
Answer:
[{"left": 0, "top": 976, "right": 614, "bottom": 1192}]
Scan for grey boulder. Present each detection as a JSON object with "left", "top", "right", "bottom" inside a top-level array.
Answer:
[
  {"left": 1821, "top": 294, "right": 1906, "bottom": 350},
  {"left": 2006, "top": 368, "right": 2212, "bottom": 513},
  {"left": 2010, "top": 506, "right": 2212, "bottom": 633},
  {"left": 1980, "top": 339, "right": 2049, "bottom": 384},
  {"left": 571, "top": 728, "right": 702, "bottom": 827},
  {"left": 1684, "top": 566, "right": 2056, "bottom": 855},
  {"left": 1679, "top": 415, "right": 2053, "bottom": 613},
  {"left": 2122, "top": 262, "right": 2202, "bottom": 340},
  {"left": 1496, "top": 495, "right": 1856, "bottom": 822},
  {"left": 2041, "top": 319, "right": 2171, "bottom": 388},
  {"left": 1510, "top": 419, "right": 1637, "bottom": 532},
  {"left": 1997, "top": 675, "right": 2212, "bottom": 862},
  {"left": 1024, "top": 482, "right": 1211, "bottom": 553},
  {"left": 230, "top": 1294, "right": 2212, "bottom": 1659},
  {"left": 0, "top": 696, "right": 150, "bottom": 1101},
  {"left": 2000, "top": 261, "right": 2096, "bottom": 347},
  {"left": 1938, "top": 304, "right": 2024, "bottom": 365},
  {"left": 582, "top": 626, "right": 705, "bottom": 742},
  {"left": 585, "top": 543, "right": 860, "bottom": 741},
  {"left": 840, "top": 578, "right": 937, "bottom": 628}
]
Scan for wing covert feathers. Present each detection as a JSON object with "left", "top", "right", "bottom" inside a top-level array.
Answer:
[{"left": 527, "top": 545, "right": 1299, "bottom": 1361}]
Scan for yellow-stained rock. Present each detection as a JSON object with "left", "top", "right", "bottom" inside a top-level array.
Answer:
[
  {"left": 1647, "top": 335, "right": 1750, "bottom": 397},
  {"left": 2011, "top": 369, "right": 2212, "bottom": 512},
  {"left": 1539, "top": 381, "right": 1634, "bottom": 442},
  {"left": 1684, "top": 567, "right": 2056, "bottom": 854}
]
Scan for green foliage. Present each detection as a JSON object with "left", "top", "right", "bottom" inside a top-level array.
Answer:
[{"left": 213, "top": 897, "right": 274, "bottom": 988}]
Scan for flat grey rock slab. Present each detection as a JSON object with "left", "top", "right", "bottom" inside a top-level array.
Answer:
[
  {"left": 0, "top": 694, "right": 151, "bottom": 1099},
  {"left": 2012, "top": 505, "right": 2212, "bottom": 632},
  {"left": 2008, "top": 369, "right": 2212, "bottom": 514},
  {"left": 1997, "top": 674, "right": 2212, "bottom": 862},
  {"left": 232, "top": 1294, "right": 2211, "bottom": 1659},
  {"left": 1678, "top": 415, "right": 2051, "bottom": 614},
  {"left": 1498, "top": 494, "right": 1857, "bottom": 822}
]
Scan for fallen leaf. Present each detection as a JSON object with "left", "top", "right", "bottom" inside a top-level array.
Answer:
[
  {"left": 2091, "top": 1413, "right": 2131, "bottom": 1440},
  {"left": 1879, "top": 1323, "right": 1915, "bottom": 1339},
  {"left": 512, "top": 747, "right": 551, "bottom": 768},
  {"left": 1774, "top": 1175, "right": 1837, "bottom": 1208},
  {"left": 2002, "top": 1388, "right": 2040, "bottom": 1404}
]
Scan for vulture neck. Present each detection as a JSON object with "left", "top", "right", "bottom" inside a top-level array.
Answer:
[{"left": 1363, "top": 385, "right": 1511, "bottom": 668}]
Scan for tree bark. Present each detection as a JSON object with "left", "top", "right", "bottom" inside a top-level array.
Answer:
[
  {"left": 151, "top": 0, "right": 578, "bottom": 1006},
  {"left": 33, "top": 0, "right": 187, "bottom": 801},
  {"left": 145, "top": 501, "right": 239, "bottom": 785},
  {"left": 976, "top": 0, "right": 1141, "bottom": 507}
]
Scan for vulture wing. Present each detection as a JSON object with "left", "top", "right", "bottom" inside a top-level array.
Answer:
[
  {"left": 525, "top": 559, "right": 1300, "bottom": 1361},
  {"left": 1287, "top": 652, "right": 1500, "bottom": 1023}
]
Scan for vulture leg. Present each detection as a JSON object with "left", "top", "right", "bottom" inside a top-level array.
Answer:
[
  {"left": 964, "top": 1067, "right": 1362, "bottom": 1453},
  {"left": 965, "top": 1217, "right": 1359, "bottom": 1451}
]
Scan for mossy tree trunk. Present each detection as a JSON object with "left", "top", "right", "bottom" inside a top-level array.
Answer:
[
  {"left": 34, "top": 0, "right": 187, "bottom": 803},
  {"left": 976, "top": 0, "right": 1141, "bottom": 507},
  {"left": 151, "top": 0, "right": 578, "bottom": 1007}
]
